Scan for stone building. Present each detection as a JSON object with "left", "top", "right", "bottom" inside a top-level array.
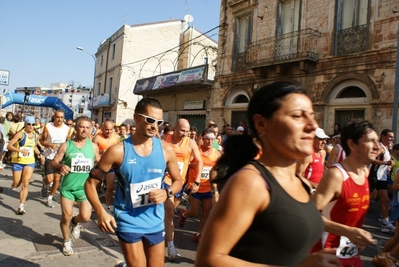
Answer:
[
  {"left": 210, "top": 0, "right": 399, "bottom": 135},
  {"left": 91, "top": 19, "right": 218, "bottom": 129}
]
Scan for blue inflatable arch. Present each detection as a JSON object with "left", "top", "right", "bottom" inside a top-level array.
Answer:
[{"left": 1, "top": 92, "right": 73, "bottom": 120}]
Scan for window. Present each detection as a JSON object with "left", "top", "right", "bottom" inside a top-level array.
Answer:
[
  {"left": 335, "top": 109, "right": 365, "bottom": 127},
  {"left": 335, "top": 0, "right": 369, "bottom": 55},
  {"left": 232, "top": 13, "right": 252, "bottom": 71},
  {"left": 337, "top": 86, "right": 366, "bottom": 98},
  {"left": 233, "top": 95, "right": 249, "bottom": 103},
  {"left": 276, "top": 0, "right": 301, "bottom": 59},
  {"left": 114, "top": 86, "right": 118, "bottom": 94},
  {"left": 101, "top": 55, "right": 104, "bottom": 66},
  {"left": 112, "top": 44, "right": 116, "bottom": 60},
  {"left": 79, "top": 107, "right": 84, "bottom": 114},
  {"left": 97, "top": 82, "right": 101, "bottom": 95},
  {"left": 109, "top": 77, "right": 113, "bottom": 94}
]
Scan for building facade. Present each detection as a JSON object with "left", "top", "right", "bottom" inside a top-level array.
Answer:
[
  {"left": 91, "top": 19, "right": 218, "bottom": 130},
  {"left": 210, "top": 0, "right": 399, "bottom": 135}
]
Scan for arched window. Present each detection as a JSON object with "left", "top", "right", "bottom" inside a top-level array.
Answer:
[
  {"left": 233, "top": 94, "right": 249, "bottom": 103},
  {"left": 337, "top": 86, "right": 366, "bottom": 98}
]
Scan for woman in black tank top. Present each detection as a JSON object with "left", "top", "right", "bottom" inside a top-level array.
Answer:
[{"left": 196, "top": 82, "right": 341, "bottom": 267}]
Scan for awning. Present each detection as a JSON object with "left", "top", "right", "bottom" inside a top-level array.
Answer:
[{"left": 177, "top": 110, "right": 207, "bottom": 116}]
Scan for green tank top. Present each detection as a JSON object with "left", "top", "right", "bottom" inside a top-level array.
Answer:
[{"left": 61, "top": 138, "right": 95, "bottom": 191}]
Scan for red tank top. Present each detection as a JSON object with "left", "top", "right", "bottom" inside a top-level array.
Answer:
[
  {"left": 304, "top": 153, "right": 325, "bottom": 184},
  {"left": 311, "top": 163, "right": 370, "bottom": 267}
]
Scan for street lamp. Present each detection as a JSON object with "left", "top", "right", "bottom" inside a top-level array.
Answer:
[{"left": 76, "top": 46, "right": 96, "bottom": 120}]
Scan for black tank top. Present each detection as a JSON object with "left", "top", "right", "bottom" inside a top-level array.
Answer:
[{"left": 229, "top": 161, "right": 323, "bottom": 266}]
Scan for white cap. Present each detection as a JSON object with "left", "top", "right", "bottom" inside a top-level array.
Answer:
[
  {"left": 236, "top": 126, "right": 244, "bottom": 132},
  {"left": 315, "top": 128, "right": 329, "bottom": 139}
]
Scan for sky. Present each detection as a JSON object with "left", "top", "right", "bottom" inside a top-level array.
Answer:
[{"left": 1, "top": 0, "right": 221, "bottom": 91}]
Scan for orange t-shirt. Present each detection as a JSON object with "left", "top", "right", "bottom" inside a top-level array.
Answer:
[
  {"left": 164, "top": 135, "right": 191, "bottom": 185},
  {"left": 189, "top": 147, "right": 219, "bottom": 193},
  {"left": 97, "top": 133, "right": 119, "bottom": 156}
]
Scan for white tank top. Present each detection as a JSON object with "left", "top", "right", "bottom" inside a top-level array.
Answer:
[{"left": 42, "top": 123, "right": 70, "bottom": 159}]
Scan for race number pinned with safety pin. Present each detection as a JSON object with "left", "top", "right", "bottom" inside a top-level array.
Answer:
[
  {"left": 18, "top": 147, "right": 33, "bottom": 158},
  {"left": 71, "top": 153, "right": 93, "bottom": 173},
  {"left": 201, "top": 166, "right": 212, "bottom": 180},
  {"left": 336, "top": 236, "right": 358, "bottom": 259},
  {"left": 130, "top": 177, "right": 162, "bottom": 208}
]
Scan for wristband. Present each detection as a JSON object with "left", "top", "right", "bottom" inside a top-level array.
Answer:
[{"left": 194, "top": 181, "right": 200, "bottom": 186}]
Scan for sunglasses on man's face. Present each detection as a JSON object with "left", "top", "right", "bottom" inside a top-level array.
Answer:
[
  {"left": 25, "top": 123, "right": 34, "bottom": 126},
  {"left": 136, "top": 113, "right": 164, "bottom": 126}
]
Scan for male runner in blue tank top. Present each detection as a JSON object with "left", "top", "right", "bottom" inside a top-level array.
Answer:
[{"left": 85, "top": 97, "right": 182, "bottom": 267}]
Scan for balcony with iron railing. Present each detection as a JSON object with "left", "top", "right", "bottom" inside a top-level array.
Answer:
[
  {"left": 235, "top": 28, "right": 321, "bottom": 71},
  {"left": 336, "top": 24, "right": 367, "bottom": 56}
]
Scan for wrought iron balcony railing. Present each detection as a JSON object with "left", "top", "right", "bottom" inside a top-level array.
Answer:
[
  {"left": 336, "top": 24, "right": 367, "bottom": 56},
  {"left": 234, "top": 28, "right": 321, "bottom": 71}
]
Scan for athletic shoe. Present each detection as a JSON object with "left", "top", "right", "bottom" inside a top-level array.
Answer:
[
  {"left": 62, "top": 240, "right": 74, "bottom": 256},
  {"left": 16, "top": 207, "right": 26, "bottom": 215},
  {"left": 381, "top": 222, "right": 396, "bottom": 233},
  {"left": 193, "top": 233, "right": 201, "bottom": 243},
  {"left": 378, "top": 215, "right": 395, "bottom": 224},
  {"left": 11, "top": 184, "right": 18, "bottom": 190},
  {"left": 46, "top": 197, "right": 55, "bottom": 208},
  {"left": 40, "top": 177, "right": 48, "bottom": 197},
  {"left": 179, "top": 209, "right": 187, "bottom": 228},
  {"left": 372, "top": 252, "right": 397, "bottom": 267},
  {"left": 114, "top": 261, "right": 127, "bottom": 267},
  {"left": 70, "top": 217, "right": 81, "bottom": 240},
  {"left": 0, "top": 164, "right": 3, "bottom": 170},
  {"left": 168, "top": 246, "right": 180, "bottom": 261}
]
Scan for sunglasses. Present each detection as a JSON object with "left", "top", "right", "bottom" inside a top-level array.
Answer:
[
  {"left": 25, "top": 123, "right": 34, "bottom": 126},
  {"left": 136, "top": 113, "right": 164, "bottom": 126},
  {"left": 67, "top": 124, "right": 73, "bottom": 126}
]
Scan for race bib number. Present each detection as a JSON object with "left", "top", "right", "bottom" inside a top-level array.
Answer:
[
  {"left": 336, "top": 236, "right": 358, "bottom": 259},
  {"left": 18, "top": 147, "right": 33, "bottom": 158},
  {"left": 177, "top": 161, "right": 184, "bottom": 175},
  {"left": 71, "top": 153, "right": 93, "bottom": 173},
  {"left": 201, "top": 166, "right": 212, "bottom": 180},
  {"left": 52, "top": 138, "right": 64, "bottom": 148},
  {"left": 130, "top": 177, "right": 162, "bottom": 208}
]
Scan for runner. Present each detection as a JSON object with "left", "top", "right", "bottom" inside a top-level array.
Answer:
[
  {"left": 40, "top": 110, "right": 70, "bottom": 207},
  {"left": 8, "top": 116, "right": 41, "bottom": 214},
  {"left": 296, "top": 127, "right": 329, "bottom": 189},
  {"left": 92, "top": 120, "right": 120, "bottom": 213},
  {"left": 50, "top": 116, "right": 100, "bottom": 256},
  {"left": 179, "top": 127, "right": 221, "bottom": 242},
  {"left": 196, "top": 81, "right": 341, "bottom": 266},
  {"left": 164, "top": 118, "right": 203, "bottom": 260},
  {"left": 84, "top": 97, "right": 182, "bottom": 267},
  {"left": 368, "top": 129, "right": 395, "bottom": 233},
  {"left": 312, "top": 120, "right": 378, "bottom": 267}
]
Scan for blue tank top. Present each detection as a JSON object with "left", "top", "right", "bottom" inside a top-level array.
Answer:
[{"left": 114, "top": 137, "right": 166, "bottom": 233}]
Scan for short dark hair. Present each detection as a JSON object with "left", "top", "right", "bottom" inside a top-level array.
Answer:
[
  {"left": 341, "top": 120, "right": 376, "bottom": 156},
  {"left": 393, "top": 144, "right": 399, "bottom": 151},
  {"left": 201, "top": 128, "right": 215, "bottom": 136},
  {"left": 135, "top": 97, "right": 162, "bottom": 114},
  {"left": 381, "top": 129, "right": 393, "bottom": 138}
]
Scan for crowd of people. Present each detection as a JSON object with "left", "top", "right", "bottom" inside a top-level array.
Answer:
[{"left": 2, "top": 80, "right": 399, "bottom": 267}]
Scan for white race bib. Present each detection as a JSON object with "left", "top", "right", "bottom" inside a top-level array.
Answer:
[
  {"left": 177, "top": 161, "right": 184, "bottom": 175},
  {"left": 201, "top": 166, "right": 212, "bottom": 180},
  {"left": 130, "top": 177, "right": 162, "bottom": 208},
  {"left": 18, "top": 147, "right": 33, "bottom": 158},
  {"left": 52, "top": 138, "right": 64, "bottom": 148},
  {"left": 336, "top": 236, "right": 358, "bottom": 259},
  {"left": 71, "top": 153, "right": 93, "bottom": 173}
]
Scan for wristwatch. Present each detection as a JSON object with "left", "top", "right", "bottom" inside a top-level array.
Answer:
[
  {"left": 194, "top": 181, "right": 200, "bottom": 186},
  {"left": 165, "top": 188, "right": 173, "bottom": 198}
]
